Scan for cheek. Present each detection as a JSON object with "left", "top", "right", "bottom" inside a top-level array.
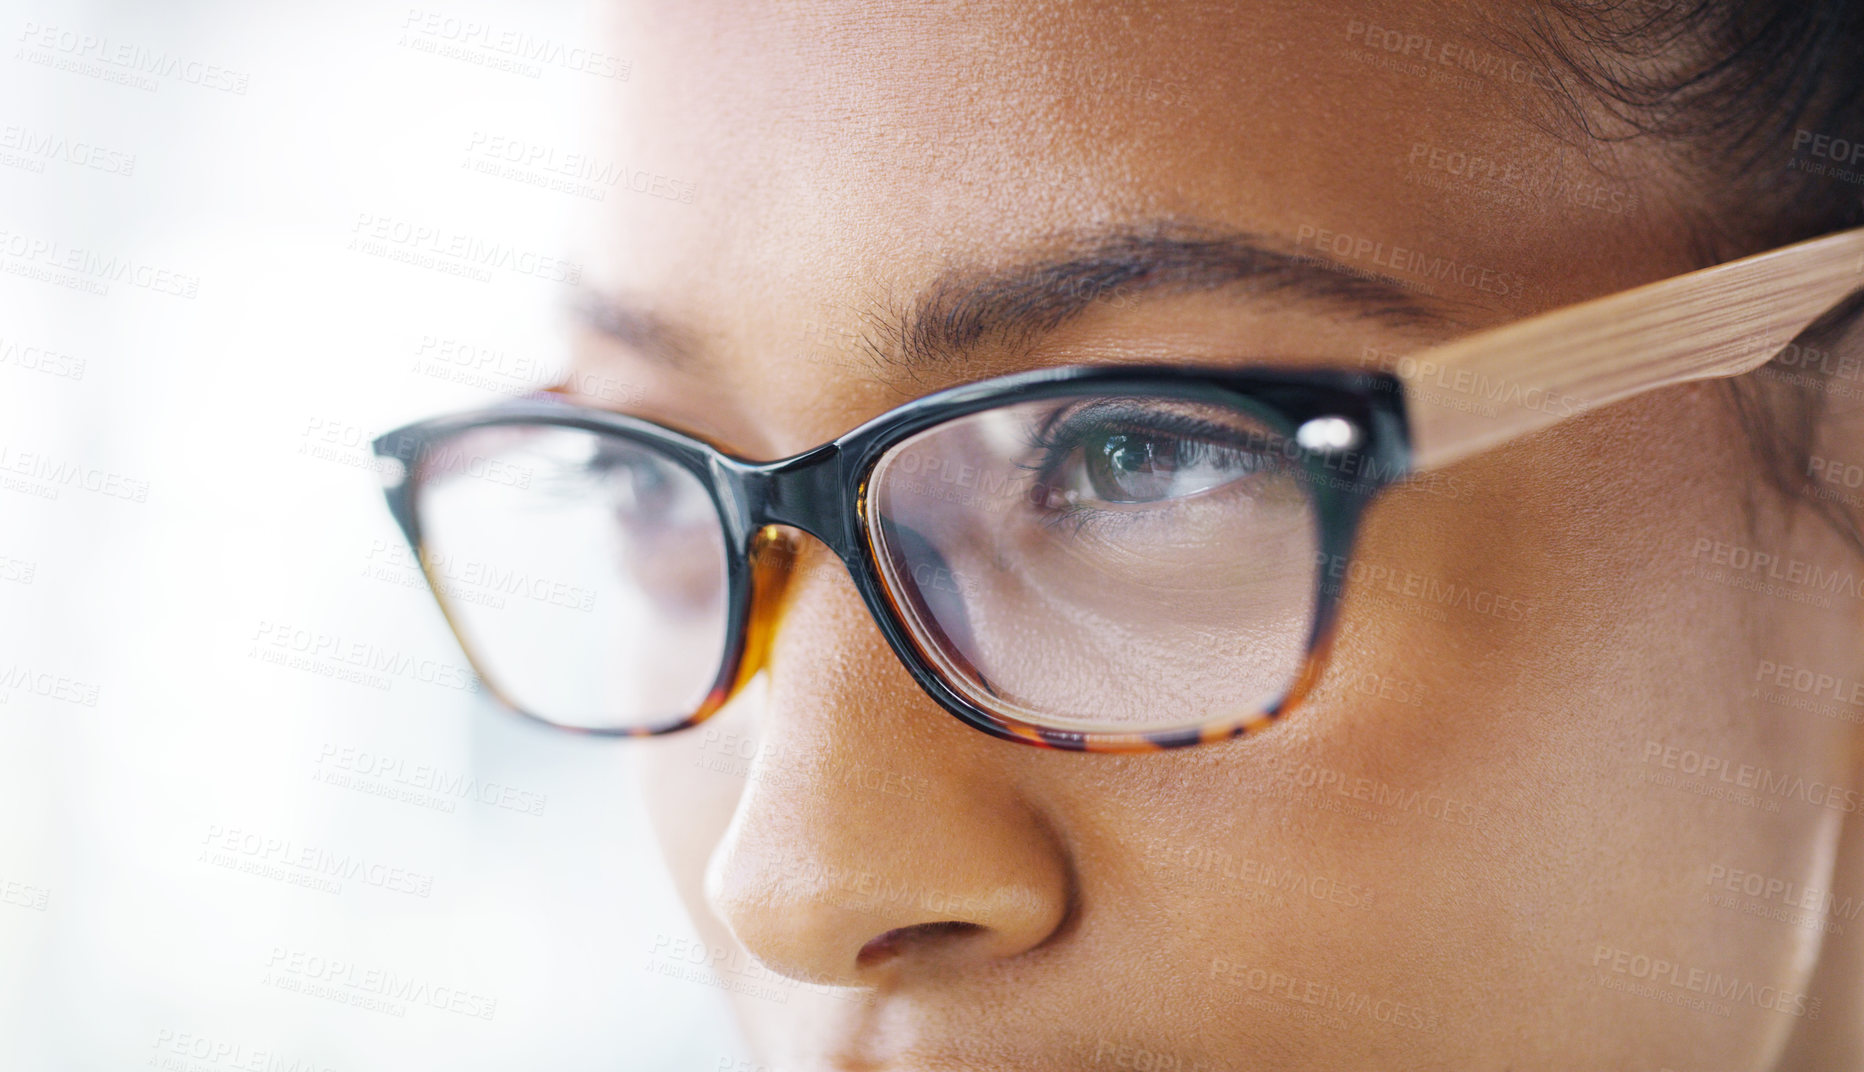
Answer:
[
  {"left": 1053, "top": 389, "right": 1851, "bottom": 1061},
  {"left": 635, "top": 679, "right": 767, "bottom": 903}
]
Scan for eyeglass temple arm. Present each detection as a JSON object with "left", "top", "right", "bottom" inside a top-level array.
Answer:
[{"left": 1401, "top": 226, "right": 1864, "bottom": 472}]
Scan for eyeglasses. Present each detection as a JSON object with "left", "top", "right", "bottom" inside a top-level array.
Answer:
[{"left": 374, "top": 227, "right": 1864, "bottom": 752}]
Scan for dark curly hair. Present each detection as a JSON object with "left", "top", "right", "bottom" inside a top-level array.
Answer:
[
  {"left": 1520, "top": 1, "right": 1864, "bottom": 253},
  {"left": 1506, "top": 1, "right": 1864, "bottom": 551}
]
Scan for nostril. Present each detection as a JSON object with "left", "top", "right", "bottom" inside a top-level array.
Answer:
[{"left": 854, "top": 921, "right": 984, "bottom": 970}]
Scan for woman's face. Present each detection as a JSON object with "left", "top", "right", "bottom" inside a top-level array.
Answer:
[{"left": 575, "top": 2, "right": 1864, "bottom": 1067}]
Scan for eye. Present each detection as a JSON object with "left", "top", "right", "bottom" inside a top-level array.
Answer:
[
  {"left": 591, "top": 446, "right": 678, "bottom": 514},
  {"left": 533, "top": 441, "right": 707, "bottom": 529},
  {"left": 1075, "top": 431, "right": 1261, "bottom": 504},
  {"left": 1032, "top": 404, "right": 1286, "bottom": 509}
]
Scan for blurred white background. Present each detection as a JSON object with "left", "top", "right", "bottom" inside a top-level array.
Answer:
[{"left": 0, "top": 1, "right": 749, "bottom": 1067}]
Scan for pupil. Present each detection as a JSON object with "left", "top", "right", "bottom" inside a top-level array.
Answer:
[
  {"left": 1106, "top": 435, "right": 1152, "bottom": 474},
  {"left": 1093, "top": 433, "right": 1174, "bottom": 501}
]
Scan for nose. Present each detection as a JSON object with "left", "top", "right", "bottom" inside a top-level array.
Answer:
[{"left": 702, "top": 535, "right": 1072, "bottom": 989}]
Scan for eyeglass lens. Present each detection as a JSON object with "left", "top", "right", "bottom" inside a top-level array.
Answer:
[
  {"left": 414, "top": 424, "right": 732, "bottom": 730},
  {"left": 867, "top": 393, "right": 1320, "bottom": 733}
]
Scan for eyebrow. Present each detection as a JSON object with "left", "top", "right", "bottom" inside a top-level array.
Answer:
[
  {"left": 573, "top": 222, "right": 1467, "bottom": 380},
  {"left": 570, "top": 288, "right": 700, "bottom": 367}
]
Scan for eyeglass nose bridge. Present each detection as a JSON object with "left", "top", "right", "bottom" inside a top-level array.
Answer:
[
  {"left": 720, "top": 443, "right": 860, "bottom": 561},
  {"left": 710, "top": 442, "right": 883, "bottom": 704}
]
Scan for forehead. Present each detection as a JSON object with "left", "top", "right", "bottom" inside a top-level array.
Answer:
[
  {"left": 576, "top": 1, "right": 1663, "bottom": 448},
  {"left": 591, "top": 2, "right": 1543, "bottom": 286}
]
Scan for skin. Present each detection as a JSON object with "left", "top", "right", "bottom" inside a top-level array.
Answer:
[{"left": 562, "top": 2, "right": 1864, "bottom": 1067}]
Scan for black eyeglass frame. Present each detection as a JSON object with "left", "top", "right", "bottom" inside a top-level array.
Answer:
[{"left": 374, "top": 363, "right": 1412, "bottom": 753}]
